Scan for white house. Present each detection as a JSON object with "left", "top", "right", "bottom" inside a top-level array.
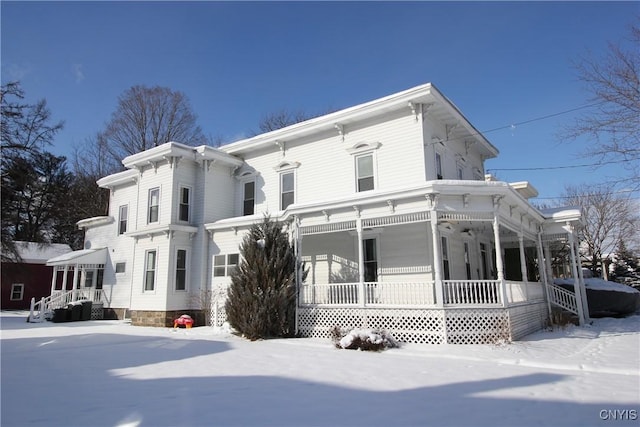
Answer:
[{"left": 34, "top": 83, "right": 589, "bottom": 344}]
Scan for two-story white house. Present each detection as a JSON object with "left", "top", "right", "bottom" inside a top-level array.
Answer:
[{"left": 38, "top": 83, "right": 589, "bottom": 344}]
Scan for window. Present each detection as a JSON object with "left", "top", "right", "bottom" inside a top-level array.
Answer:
[
  {"left": 118, "top": 205, "right": 128, "bottom": 235},
  {"left": 435, "top": 153, "right": 443, "bottom": 180},
  {"left": 363, "top": 238, "right": 378, "bottom": 282},
  {"left": 464, "top": 242, "right": 472, "bottom": 280},
  {"left": 480, "top": 243, "right": 489, "bottom": 280},
  {"left": 10, "top": 284, "right": 24, "bottom": 301},
  {"left": 115, "top": 262, "right": 126, "bottom": 274},
  {"left": 148, "top": 188, "right": 159, "bottom": 223},
  {"left": 441, "top": 236, "right": 450, "bottom": 280},
  {"left": 457, "top": 164, "right": 464, "bottom": 180},
  {"left": 179, "top": 187, "right": 190, "bottom": 222},
  {"left": 243, "top": 181, "right": 255, "bottom": 216},
  {"left": 175, "top": 249, "right": 187, "bottom": 291},
  {"left": 84, "top": 271, "right": 94, "bottom": 288},
  {"left": 280, "top": 171, "right": 295, "bottom": 210},
  {"left": 356, "top": 154, "right": 375, "bottom": 192},
  {"left": 214, "top": 254, "right": 239, "bottom": 277},
  {"left": 227, "top": 253, "right": 239, "bottom": 276},
  {"left": 144, "top": 250, "right": 157, "bottom": 291}
]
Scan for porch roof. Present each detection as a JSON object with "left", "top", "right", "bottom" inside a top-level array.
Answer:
[{"left": 46, "top": 247, "right": 107, "bottom": 266}]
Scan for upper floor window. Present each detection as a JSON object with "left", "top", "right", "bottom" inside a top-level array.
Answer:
[
  {"left": 243, "top": 181, "right": 255, "bottom": 216},
  {"left": 347, "top": 142, "right": 380, "bottom": 193},
  {"left": 148, "top": 188, "right": 160, "bottom": 224},
  {"left": 435, "top": 153, "right": 443, "bottom": 180},
  {"left": 280, "top": 171, "right": 295, "bottom": 210},
  {"left": 457, "top": 164, "right": 464, "bottom": 180},
  {"left": 179, "top": 186, "right": 190, "bottom": 222},
  {"left": 118, "top": 205, "right": 128, "bottom": 235},
  {"left": 175, "top": 249, "right": 187, "bottom": 291},
  {"left": 144, "top": 250, "right": 157, "bottom": 291},
  {"left": 356, "top": 154, "right": 375, "bottom": 192}
]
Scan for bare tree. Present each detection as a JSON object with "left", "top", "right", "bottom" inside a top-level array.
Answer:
[
  {"left": 1, "top": 81, "right": 64, "bottom": 158},
  {"left": 249, "top": 107, "right": 337, "bottom": 137},
  {"left": 1, "top": 82, "right": 64, "bottom": 261},
  {"left": 562, "top": 20, "right": 640, "bottom": 186},
  {"left": 101, "top": 85, "right": 207, "bottom": 167},
  {"left": 559, "top": 184, "right": 639, "bottom": 279}
]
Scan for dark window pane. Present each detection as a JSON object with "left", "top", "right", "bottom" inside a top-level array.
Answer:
[{"left": 358, "top": 176, "right": 374, "bottom": 192}]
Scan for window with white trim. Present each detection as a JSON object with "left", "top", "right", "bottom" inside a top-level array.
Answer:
[
  {"left": 214, "top": 253, "right": 239, "bottom": 277},
  {"left": 457, "top": 163, "right": 464, "bottom": 180},
  {"left": 464, "top": 242, "right": 472, "bottom": 280},
  {"left": 148, "top": 188, "right": 160, "bottom": 223},
  {"left": 175, "top": 249, "right": 187, "bottom": 291},
  {"left": 178, "top": 186, "right": 190, "bottom": 222},
  {"left": 118, "top": 205, "right": 128, "bottom": 235},
  {"left": 10, "top": 283, "right": 24, "bottom": 301},
  {"left": 243, "top": 181, "right": 255, "bottom": 216},
  {"left": 363, "top": 238, "right": 378, "bottom": 282},
  {"left": 280, "top": 171, "right": 295, "bottom": 210},
  {"left": 435, "top": 153, "right": 443, "bottom": 180},
  {"left": 356, "top": 154, "right": 375, "bottom": 192},
  {"left": 115, "top": 262, "right": 126, "bottom": 274},
  {"left": 144, "top": 250, "right": 157, "bottom": 291},
  {"left": 441, "top": 236, "right": 450, "bottom": 280}
]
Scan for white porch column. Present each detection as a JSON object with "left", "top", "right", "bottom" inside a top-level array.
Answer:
[
  {"left": 537, "top": 231, "right": 553, "bottom": 321},
  {"left": 62, "top": 266, "right": 69, "bottom": 292},
  {"left": 356, "top": 216, "right": 365, "bottom": 307},
  {"left": 292, "top": 216, "right": 302, "bottom": 334},
  {"left": 492, "top": 196, "right": 507, "bottom": 306},
  {"left": 427, "top": 193, "right": 444, "bottom": 307},
  {"left": 50, "top": 267, "right": 57, "bottom": 296},
  {"left": 566, "top": 227, "right": 586, "bottom": 325},
  {"left": 518, "top": 233, "right": 529, "bottom": 301},
  {"left": 72, "top": 263, "right": 80, "bottom": 301}
]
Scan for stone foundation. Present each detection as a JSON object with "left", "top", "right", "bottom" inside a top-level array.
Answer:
[
  {"left": 129, "top": 309, "right": 206, "bottom": 327},
  {"left": 103, "top": 307, "right": 128, "bottom": 320}
]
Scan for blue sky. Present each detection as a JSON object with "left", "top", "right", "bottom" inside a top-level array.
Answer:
[{"left": 2, "top": 1, "right": 638, "bottom": 201}]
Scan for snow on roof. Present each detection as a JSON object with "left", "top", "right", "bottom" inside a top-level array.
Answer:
[
  {"left": 555, "top": 277, "right": 640, "bottom": 294},
  {"left": 541, "top": 206, "right": 582, "bottom": 220},
  {"left": 14, "top": 242, "right": 73, "bottom": 264}
]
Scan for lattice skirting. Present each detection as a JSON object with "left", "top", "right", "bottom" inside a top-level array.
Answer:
[
  {"left": 209, "top": 302, "right": 227, "bottom": 327},
  {"left": 297, "top": 303, "right": 549, "bottom": 344},
  {"left": 91, "top": 303, "right": 104, "bottom": 320}
]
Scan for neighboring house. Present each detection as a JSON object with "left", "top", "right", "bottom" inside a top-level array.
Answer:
[
  {"left": 1, "top": 242, "right": 72, "bottom": 310},
  {"left": 34, "top": 83, "right": 589, "bottom": 343}
]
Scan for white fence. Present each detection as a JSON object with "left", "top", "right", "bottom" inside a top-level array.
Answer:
[{"left": 299, "top": 280, "right": 544, "bottom": 308}]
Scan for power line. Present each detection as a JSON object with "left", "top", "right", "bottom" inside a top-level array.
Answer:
[
  {"left": 533, "top": 189, "right": 639, "bottom": 201},
  {"left": 478, "top": 101, "right": 605, "bottom": 137},
  {"left": 446, "top": 100, "right": 606, "bottom": 144},
  {"left": 487, "top": 157, "right": 640, "bottom": 172}
]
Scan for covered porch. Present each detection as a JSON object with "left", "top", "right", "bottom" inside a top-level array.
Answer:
[
  {"left": 289, "top": 181, "right": 578, "bottom": 343},
  {"left": 27, "top": 248, "right": 108, "bottom": 322}
]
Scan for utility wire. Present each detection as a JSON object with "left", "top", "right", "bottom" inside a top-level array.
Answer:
[{"left": 487, "top": 157, "right": 640, "bottom": 172}]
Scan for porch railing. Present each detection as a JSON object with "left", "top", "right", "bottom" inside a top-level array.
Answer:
[
  {"left": 443, "top": 280, "right": 501, "bottom": 305},
  {"left": 299, "top": 280, "right": 543, "bottom": 308},
  {"left": 546, "top": 283, "right": 579, "bottom": 315},
  {"left": 28, "top": 289, "right": 105, "bottom": 322}
]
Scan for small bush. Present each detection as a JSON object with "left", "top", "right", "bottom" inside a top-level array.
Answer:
[{"left": 331, "top": 326, "right": 399, "bottom": 351}]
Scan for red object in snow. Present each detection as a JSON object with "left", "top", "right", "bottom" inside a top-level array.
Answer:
[{"left": 173, "top": 314, "right": 194, "bottom": 329}]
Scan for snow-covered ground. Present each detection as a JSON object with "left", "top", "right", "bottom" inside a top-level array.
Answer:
[{"left": 1, "top": 311, "right": 638, "bottom": 427}]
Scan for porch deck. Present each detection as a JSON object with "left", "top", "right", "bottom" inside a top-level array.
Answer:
[{"left": 295, "top": 280, "right": 548, "bottom": 344}]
